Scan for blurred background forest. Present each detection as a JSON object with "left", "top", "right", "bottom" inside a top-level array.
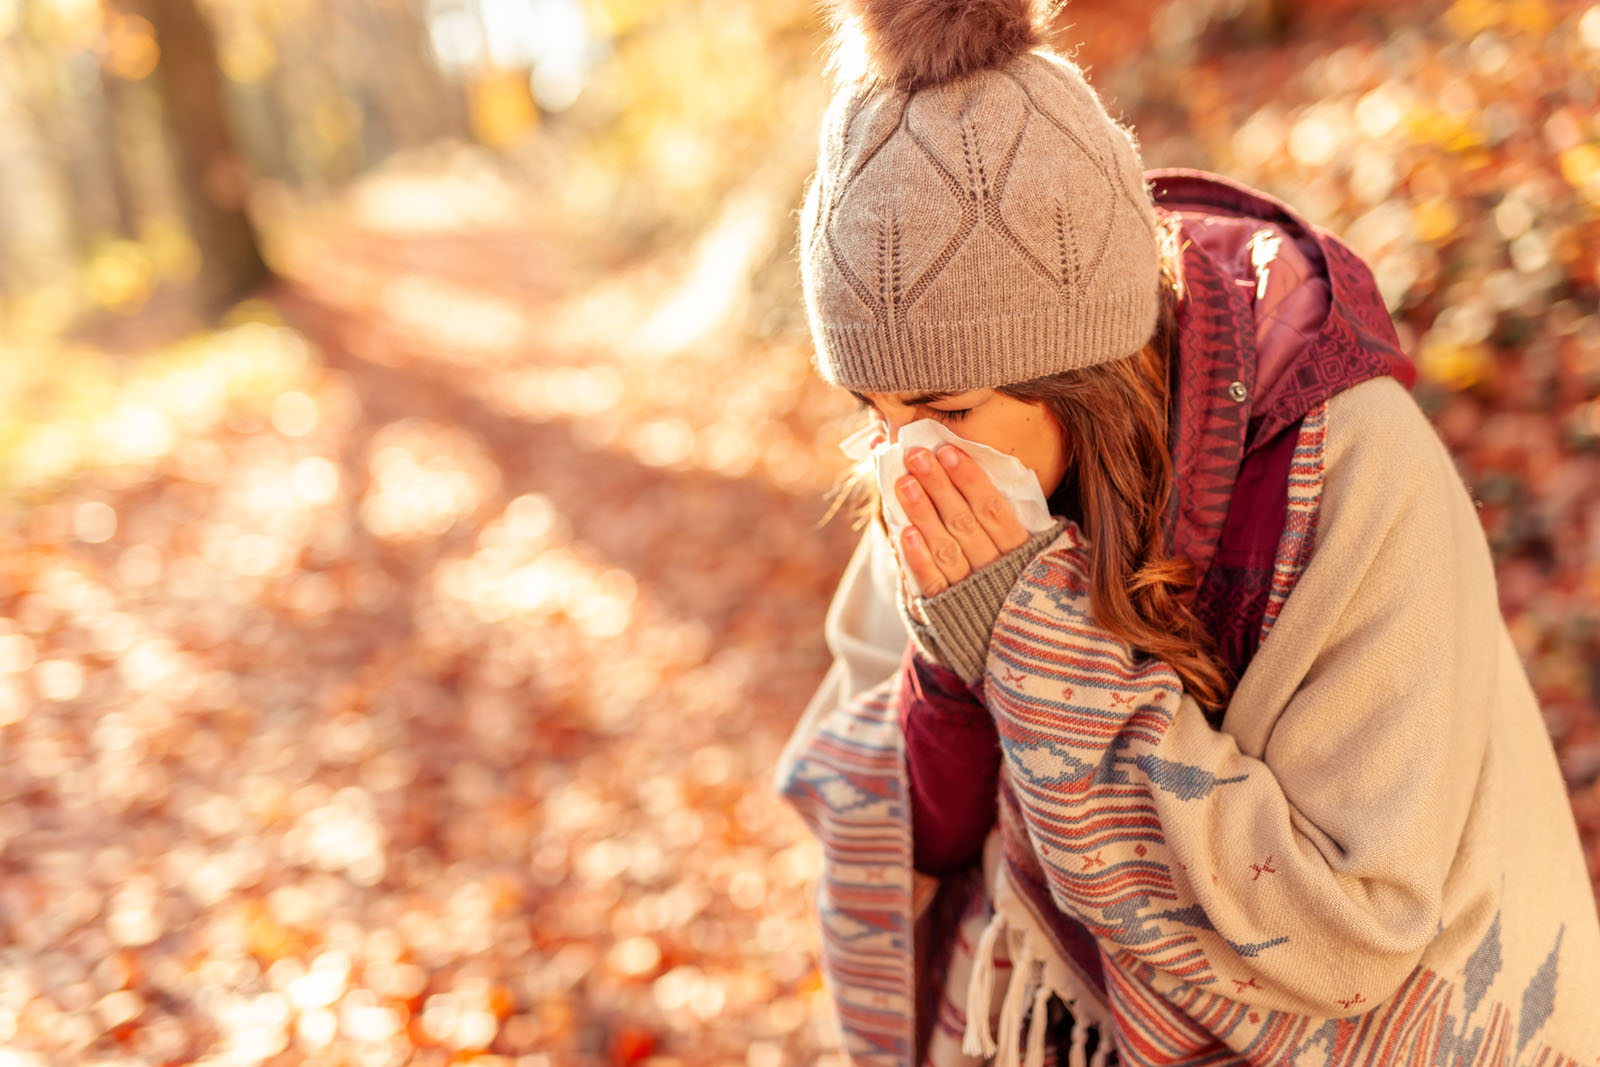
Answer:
[{"left": 1, "top": 0, "right": 1598, "bottom": 1063}]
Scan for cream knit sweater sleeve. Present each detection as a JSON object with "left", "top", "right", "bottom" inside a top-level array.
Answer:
[{"left": 985, "top": 377, "right": 1511, "bottom": 1019}]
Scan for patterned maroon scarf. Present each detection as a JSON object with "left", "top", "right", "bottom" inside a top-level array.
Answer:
[{"left": 1152, "top": 169, "right": 1415, "bottom": 691}]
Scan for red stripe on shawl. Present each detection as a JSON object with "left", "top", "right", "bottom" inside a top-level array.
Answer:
[{"left": 1353, "top": 968, "right": 1432, "bottom": 1067}]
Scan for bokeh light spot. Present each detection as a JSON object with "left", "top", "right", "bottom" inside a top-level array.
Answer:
[
  {"left": 271, "top": 391, "right": 320, "bottom": 437},
  {"left": 72, "top": 501, "right": 117, "bottom": 543}
]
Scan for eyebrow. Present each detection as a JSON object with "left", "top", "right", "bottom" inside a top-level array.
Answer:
[{"left": 849, "top": 390, "right": 956, "bottom": 408}]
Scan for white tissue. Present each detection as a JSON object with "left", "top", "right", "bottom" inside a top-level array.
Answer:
[{"left": 841, "top": 419, "right": 1056, "bottom": 595}]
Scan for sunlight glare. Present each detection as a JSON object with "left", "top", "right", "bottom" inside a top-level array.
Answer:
[
  {"left": 72, "top": 501, "right": 117, "bottom": 543},
  {"left": 290, "top": 456, "right": 341, "bottom": 505},
  {"left": 435, "top": 518, "right": 637, "bottom": 637},
  {"left": 361, "top": 421, "right": 499, "bottom": 544},
  {"left": 1288, "top": 107, "right": 1344, "bottom": 168},
  {"left": 633, "top": 189, "right": 779, "bottom": 357},
  {"left": 98, "top": 404, "right": 177, "bottom": 462},
  {"left": 350, "top": 169, "right": 525, "bottom": 234},
  {"left": 492, "top": 364, "right": 622, "bottom": 420},
  {"left": 1582, "top": 5, "right": 1600, "bottom": 48},
  {"left": 634, "top": 418, "right": 695, "bottom": 468},
  {"left": 36, "top": 658, "right": 85, "bottom": 702},
  {"left": 271, "top": 391, "right": 320, "bottom": 437},
  {"left": 1355, "top": 83, "right": 1410, "bottom": 140},
  {"left": 378, "top": 277, "right": 526, "bottom": 358}
]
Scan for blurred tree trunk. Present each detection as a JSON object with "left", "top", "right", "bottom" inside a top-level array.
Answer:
[
  {"left": 38, "top": 72, "right": 129, "bottom": 254},
  {"left": 123, "top": 0, "right": 269, "bottom": 314},
  {"left": 97, "top": 71, "right": 143, "bottom": 239}
]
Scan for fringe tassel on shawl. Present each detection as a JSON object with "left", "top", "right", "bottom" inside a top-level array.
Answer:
[
  {"left": 1066, "top": 1009, "right": 1091, "bottom": 1067},
  {"left": 1088, "top": 1025, "right": 1112, "bottom": 1067},
  {"left": 959, "top": 843, "right": 1119, "bottom": 1067},
  {"left": 962, "top": 911, "right": 1005, "bottom": 1057},
  {"left": 958, "top": 906, "right": 1057, "bottom": 1067},
  {"left": 962, "top": 830, "right": 1119, "bottom": 1067},
  {"left": 1024, "top": 977, "right": 1052, "bottom": 1067},
  {"left": 993, "top": 949, "right": 1033, "bottom": 1067}
]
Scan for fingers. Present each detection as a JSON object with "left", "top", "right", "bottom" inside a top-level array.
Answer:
[
  {"left": 905, "top": 447, "right": 1008, "bottom": 567},
  {"left": 934, "top": 445, "right": 1029, "bottom": 552},
  {"left": 899, "top": 527, "right": 949, "bottom": 597},
  {"left": 895, "top": 444, "right": 1002, "bottom": 589},
  {"left": 895, "top": 473, "right": 974, "bottom": 592},
  {"left": 894, "top": 444, "right": 1030, "bottom": 597}
]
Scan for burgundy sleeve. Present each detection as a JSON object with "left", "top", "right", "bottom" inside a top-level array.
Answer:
[{"left": 898, "top": 643, "right": 1002, "bottom": 875}]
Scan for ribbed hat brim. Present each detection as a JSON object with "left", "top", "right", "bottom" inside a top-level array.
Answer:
[{"left": 813, "top": 283, "right": 1159, "bottom": 392}]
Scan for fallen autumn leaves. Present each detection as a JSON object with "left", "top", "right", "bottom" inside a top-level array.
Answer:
[{"left": 1, "top": 1, "right": 1598, "bottom": 1065}]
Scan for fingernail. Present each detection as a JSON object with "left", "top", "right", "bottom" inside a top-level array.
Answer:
[
  {"left": 906, "top": 450, "right": 930, "bottom": 474},
  {"left": 905, "top": 528, "right": 922, "bottom": 546},
  {"left": 937, "top": 446, "right": 959, "bottom": 469},
  {"left": 899, "top": 477, "right": 921, "bottom": 502}
]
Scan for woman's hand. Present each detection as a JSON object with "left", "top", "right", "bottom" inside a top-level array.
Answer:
[{"left": 895, "top": 445, "right": 1029, "bottom": 597}]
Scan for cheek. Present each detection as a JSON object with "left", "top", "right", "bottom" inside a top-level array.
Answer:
[
  {"left": 1020, "top": 411, "right": 1067, "bottom": 496},
  {"left": 971, "top": 407, "right": 1065, "bottom": 495}
]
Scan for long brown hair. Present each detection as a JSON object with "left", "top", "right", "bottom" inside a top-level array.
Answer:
[{"left": 998, "top": 288, "right": 1230, "bottom": 714}]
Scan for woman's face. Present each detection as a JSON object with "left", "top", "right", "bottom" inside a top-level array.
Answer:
[{"left": 852, "top": 388, "right": 1069, "bottom": 498}]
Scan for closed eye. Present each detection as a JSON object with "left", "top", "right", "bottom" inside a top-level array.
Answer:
[{"left": 848, "top": 390, "right": 973, "bottom": 424}]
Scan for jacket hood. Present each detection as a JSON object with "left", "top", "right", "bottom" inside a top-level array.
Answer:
[{"left": 1148, "top": 168, "right": 1416, "bottom": 591}]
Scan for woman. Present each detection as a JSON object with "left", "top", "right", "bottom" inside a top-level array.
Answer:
[{"left": 774, "top": 2, "right": 1600, "bottom": 1066}]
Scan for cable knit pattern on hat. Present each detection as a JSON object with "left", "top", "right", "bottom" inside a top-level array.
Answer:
[{"left": 800, "top": 48, "right": 1161, "bottom": 392}]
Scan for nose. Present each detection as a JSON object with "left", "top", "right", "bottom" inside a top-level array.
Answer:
[
  {"left": 875, "top": 407, "right": 914, "bottom": 447},
  {"left": 859, "top": 406, "right": 892, "bottom": 450}
]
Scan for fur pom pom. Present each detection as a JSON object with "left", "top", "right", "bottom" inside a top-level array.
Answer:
[{"left": 830, "top": 0, "right": 1045, "bottom": 89}]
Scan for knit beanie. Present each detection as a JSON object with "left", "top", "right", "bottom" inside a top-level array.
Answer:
[{"left": 799, "top": 0, "right": 1161, "bottom": 394}]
